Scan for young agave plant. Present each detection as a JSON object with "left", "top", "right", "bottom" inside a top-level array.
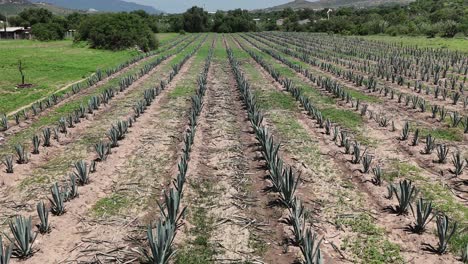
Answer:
[
  {"left": 94, "top": 141, "right": 110, "bottom": 161},
  {"left": 409, "top": 198, "right": 435, "bottom": 234},
  {"left": 66, "top": 174, "right": 79, "bottom": 200},
  {"left": 300, "top": 228, "right": 323, "bottom": 264},
  {"left": 42, "top": 128, "right": 51, "bottom": 147},
  {"left": 400, "top": 122, "right": 410, "bottom": 141},
  {"left": 0, "top": 114, "right": 8, "bottom": 131},
  {"left": 430, "top": 215, "right": 457, "bottom": 254},
  {"left": 288, "top": 198, "right": 306, "bottom": 245},
  {"left": 372, "top": 166, "right": 382, "bottom": 186},
  {"left": 141, "top": 221, "right": 176, "bottom": 264},
  {"left": 14, "top": 145, "right": 28, "bottom": 164},
  {"left": 36, "top": 201, "right": 50, "bottom": 234},
  {"left": 7, "top": 215, "right": 37, "bottom": 258},
  {"left": 0, "top": 236, "right": 12, "bottom": 263},
  {"left": 411, "top": 128, "right": 419, "bottom": 146},
  {"left": 462, "top": 244, "right": 468, "bottom": 263},
  {"left": 352, "top": 142, "right": 363, "bottom": 164},
  {"left": 436, "top": 144, "right": 449, "bottom": 164},
  {"left": 279, "top": 167, "right": 300, "bottom": 208},
  {"left": 2, "top": 156, "right": 13, "bottom": 173},
  {"left": 362, "top": 154, "right": 373, "bottom": 174},
  {"left": 49, "top": 182, "right": 66, "bottom": 216},
  {"left": 422, "top": 134, "right": 436, "bottom": 154},
  {"left": 451, "top": 152, "right": 466, "bottom": 176},
  {"left": 31, "top": 135, "right": 40, "bottom": 155},
  {"left": 393, "top": 180, "right": 417, "bottom": 215},
  {"left": 73, "top": 160, "right": 89, "bottom": 185}
]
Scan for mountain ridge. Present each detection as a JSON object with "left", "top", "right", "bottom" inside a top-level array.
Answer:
[
  {"left": 263, "top": 0, "right": 415, "bottom": 11},
  {"left": 29, "top": 0, "right": 162, "bottom": 14}
]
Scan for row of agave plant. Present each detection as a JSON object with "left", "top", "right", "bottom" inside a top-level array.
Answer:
[
  {"left": 240, "top": 34, "right": 467, "bottom": 177},
  {"left": 1, "top": 35, "right": 202, "bottom": 174},
  {"left": 0, "top": 36, "right": 208, "bottom": 261},
  {"left": 269, "top": 32, "right": 467, "bottom": 107},
  {"left": 248, "top": 33, "right": 468, "bottom": 133},
  {"left": 140, "top": 37, "right": 215, "bottom": 264},
  {"left": 226, "top": 41, "right": 323, "bottom": 264},
  {"left": 235, "top": 36, "right": 466, "bottom": 260},
  {"left": 0, "top": 34, "right": 193, "bottom": 133}
]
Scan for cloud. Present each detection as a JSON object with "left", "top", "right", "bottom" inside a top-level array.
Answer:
[{"left": 125, "top": 0, "right": 291, "bottom": 13}]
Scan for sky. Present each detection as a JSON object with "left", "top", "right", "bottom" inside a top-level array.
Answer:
[{"left": 125, "top": 0, "right": 292, "bottom": 13}]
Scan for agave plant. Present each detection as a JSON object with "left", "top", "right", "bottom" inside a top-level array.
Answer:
[
  {"left": 362, "top": 154, "right": 373, "bottom": 174},
  {"left": 36, "top": 201, "right": 50, "bottom": 234},
  {"left": 0, "top": 114, "right": 8, "bottom": 131},
  {"left": 94, "top": 141, "right": 110, "bottom": 161},
  {"left": 158, "top": 188, "right": 185, "bottom": 227},
  {"left": 279, "top": 167, "right": 300, "bottom": 208},
  {"left": 400, "top": 121, "right": 410, "bottom": 141},
  {"left": 372, "top": 166, "right": 382, "bottom": 186},
  {"left": 0, "top": 236, "right": 12, "bottom": 264},
  {"left": 2, "top": 156, "right": 13, "bottom": 173},
  {"left": 393, "top": 180, "right": 417, "bottom": 215},
  {"left": 451, "top": 151, "right": 466, "bottom": 176},
  {"left": 422, "top": 134, "right": 436, "bottom": 154},
  {"left": 409, "top": 198, "right": 435, "bottom": 234},
  {"left": 436, "top": 144, "right": 449, "bottom": 164},
  {"left": 14, "top": 145, "right": 28, "bottom": 164},
  {"left": 411, "top": 128, "right": 419, "bottom": 146},
  {"left": 288, "top": 198, "right": 306, "bottom": 245},
  {"left": 31, "top": 135, "right": 40, "bottom": 155},
  {"left": 430, "top": 215, "right": 457, "bottom": 254},
  {"left": 141, "top": 221, "right": 176, "bottom": 264},
  {"left": 7, "top": 215, "right": 37, "bottom": 258},
  {"left": 42, "top": 128, "right": 51, "bottom": 147},
  {"left": 352, "top": 142, "right": 363, "bottom": 164},
  {"left": 301, "top": 228, "right": 323, "bottom": 264},
  {"left": 462, "top": 244, "right": 468, "bottom": 263},
  {"left": 73, "top": 160, "right": 89, "bottom": 185},
  {"left": 65, "top": 174, "right": 79, "bottom": 200},
  {"left": 49, "top": 182, "right": 65, "bottom": 216}
]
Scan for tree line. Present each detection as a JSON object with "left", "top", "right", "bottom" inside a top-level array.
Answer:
[{"left": 3, "top": 0, "right": 466, "bottom": 52}]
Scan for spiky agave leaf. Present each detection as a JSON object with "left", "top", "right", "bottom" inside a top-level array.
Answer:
[
  {"left": 2, "top": 156, "right": 13, "bottom": 173},
  {"left": 158, "top": 188, "right": 186, "bottom": 227},
  {"left": 7, "top": 215, "right": 37, "bottom": 258},
  {"left": 49, "top": 182, "right": 66, "bottom": 216},
  {"left": 409, "top": 198, "right": 435, "bottom": 234},
  {"left": 0, "top": 236, "right": 12, "bottom": 264},
  {"left": 393, "top": 180, "right": 418, "bottom": 215},
  {"left": 451, "top": 151, "right": 466, "bottom": 176},
  {"left": 14, "top": 145, "right": 28, "bottom": 164},
  {"left": 141, "top": 221, "right": 176, "bottom": 264},
  {"left": 31, "top": 135, "right": 40, "bottom": 155},
  {"left": 279, "top": 167, "right": 300, "bottom": 208},
  {"left": 301, "top": 228, "right": 323, "bottom": 264},
  {"left": 36, "top": 201, "right": 50, "bottom": 234},
  {"left": 431, "top": 215, "right": 457, "bottom": 254},
  {"left": 73, "top": 160, "right": 89, "bottom": 185},
  {"left": 436, "top": 144, "right": 450, "bottom": 164}
]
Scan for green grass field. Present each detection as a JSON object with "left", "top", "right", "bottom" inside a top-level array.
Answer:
[
  {"left": 157, "top": 33, "right": 180, "bottom": 45},
  {"left": 360, "top": 35, "right": 468, "bottom": 53},
  {"left": 0, "top": 40, "right": 139, "bottom": 114}
]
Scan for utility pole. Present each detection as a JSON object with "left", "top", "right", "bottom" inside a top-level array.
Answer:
[{"left": 327, "top": 9, "right": 332, "bottom": 20}]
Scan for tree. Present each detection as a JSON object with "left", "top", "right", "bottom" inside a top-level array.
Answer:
[
  {"left": 32, "top": 22, "right": 65, "bottom": 41},
  {"left": 75, "top": 13, "right": 158, "bottom": 52},
  {"left": 182, "top": 6, "right": 209, "bottom": 32}
]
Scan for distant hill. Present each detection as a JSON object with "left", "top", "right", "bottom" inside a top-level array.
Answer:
[
  {"left": 0, "top": 0, "right": 77, "bottom": 15},
  {"left": 263, "top": 0, "right": 414, "bottom": 11},
  {"left": 29, "top": 0, "right": 162, "bottom": 14}
]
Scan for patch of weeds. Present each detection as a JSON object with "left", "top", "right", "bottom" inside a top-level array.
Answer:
[
  {"left": 19, "top": 175, "right": 50, "bottom": 190},
  {"left": 417, "top": 126, "right": 463, "bottom": 142},
  {"left": 255, "top": 90, "right": 296, "bottom": 111},
  {"left": 383, "top": 159, "right": 421, "bottom": 182},
  {"left": 176, "top": 179, "right": 217, "bottom": 263},
  {"left": 92, "top": 194, "right": 129, "bottom": 217},
  {"left": 169, "top": 85, "right": 194, "bottom": 99},
  {"left": 321, "top": 107, "right": 363, "bottom": 131},
  {"left": 336, "top": 214, "right": 403, "bottom": 264}
]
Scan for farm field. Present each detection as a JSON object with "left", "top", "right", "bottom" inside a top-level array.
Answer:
[
  {"left": 0, "top": 32, "right": 467, "bottom": 264},
  {"left": 0, "top": 36, "right": 179, "bottom": 115}
]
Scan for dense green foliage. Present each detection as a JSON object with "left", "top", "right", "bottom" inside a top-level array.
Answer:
[
  {"left": 9, "top": 8, "right": 66, "bottom": 40},
  {"left": 75, "top": 13, "right": 158, "bottom": 51},
  {"left": 252, "top": 0, "right": 467, "bottom": 37},
  {"left": 158, "top": 7, "right": 258, "bottom": 33}
]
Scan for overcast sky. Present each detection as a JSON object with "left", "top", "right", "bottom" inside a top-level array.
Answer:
[{"left": 125, "top": 0, "right": 292, "bottom": 13}]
